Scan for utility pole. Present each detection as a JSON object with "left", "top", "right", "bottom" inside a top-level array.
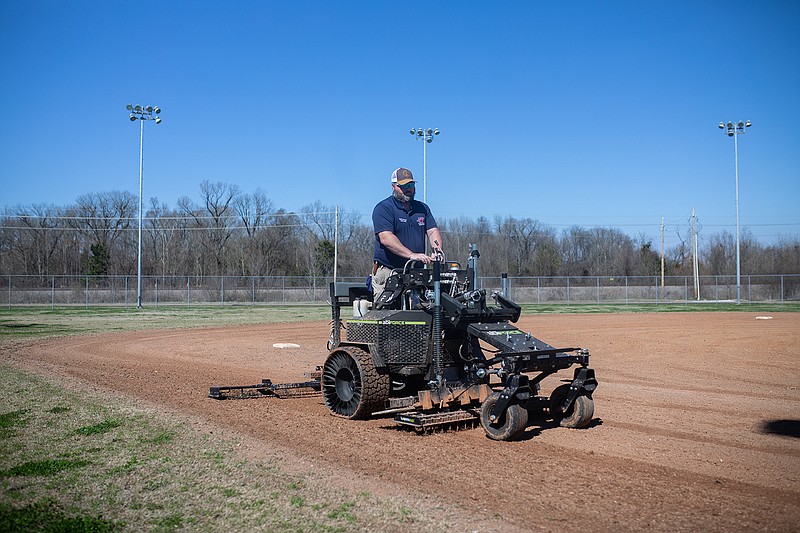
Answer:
[
  {"left": 333, "top": 206, "right": 339, "bottom": 283},
  {"left": 661, "top": 217, "right": 665, "bottom": 289},
  {"left": 691, "top": 208, "right": 700, "bottom": 301}
]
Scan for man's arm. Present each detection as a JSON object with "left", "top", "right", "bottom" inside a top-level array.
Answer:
[
  {"left": 378, "top": 231, "right": 433, "bottom": 264},
  {"left": 427, "top": 227, "right": 443, "bottom": 256}
]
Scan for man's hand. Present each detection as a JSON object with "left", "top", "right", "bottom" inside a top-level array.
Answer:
[
  {"left": 430, "top": 235, "right": 444, "bottom": 262},
  {"left": 409, "top": 252, "right": 433, "bottom": 264}
]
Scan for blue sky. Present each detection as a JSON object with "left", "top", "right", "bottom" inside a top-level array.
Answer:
[{"left": 1, "top": 1, "right": 798, "bottom": 251}]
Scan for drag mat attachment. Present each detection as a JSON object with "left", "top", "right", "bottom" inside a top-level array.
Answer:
[
  {"left": 209, "top": 372, "right": 321, "bottom": 400},
  {"left": 394, "top": 409, "right": 480, "bottom": 434}
]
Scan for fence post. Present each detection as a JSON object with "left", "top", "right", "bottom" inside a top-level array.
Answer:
[
  {"left": 596, "top": 276, "right": 600, "bottom": 304},
  {"left": 625, "top": 276, "right": 629, "bottom": 305},
  {"left": 781, "top": 275, "right": 784, "bottom": 304},
  {"left": 747, "top": 274, "right": 750, "bottom": 303},
  {"left": 155, "top": 277, "right": 159, "bottom": 308},
  {"left": 684, "top": 276, "right": 688, "bottom": 304},
  {"left": 85, "top": 276, "right": 89, "bottom": 309},
  {"left": 7, "top": 276, "right": 10, "bottom": 308},
  {"left": 187, "top": 276, "right": 191, "bottom": 307},
  {"left": 221, "top": 276, "right": 224, "bottom": 306},
  {"left": 566, "top": 277, "right": 570, "bottom": 303},
  {"left": 252, "top": 276, "right": 255, "bottom": 305},
  {"left": 537, "top": 277, "right": 540, "bottom": 305},
  {"left": 655, "top": 276, "right": 659, "bottom": 305},
  {"left": 51, "top": 276, "right": 55, "bottom": 309}
]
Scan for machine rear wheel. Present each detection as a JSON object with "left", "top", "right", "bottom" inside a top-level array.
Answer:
[
  {"left": 550, "top": 384, "right": 594, "bottom": 429},
  {"left": 480, "top": 392, "right": 528, "bottom": 441},
  {"left": 322, "top": 346, "right": 389, "bottom": 419}
]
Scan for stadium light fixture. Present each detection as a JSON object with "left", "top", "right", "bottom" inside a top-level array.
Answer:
[
  {"left": 719, "top": 119, "right": 751, "bottom": 304},
  {"left": 409, "top": 127, "right": 441, "bottom": 203},
  {"left": 126, "top": 103, "right": 162, "bottom": 308}
]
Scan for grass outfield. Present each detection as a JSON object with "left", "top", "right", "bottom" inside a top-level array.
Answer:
[
  {"left": 1, "top": 302, "right": 797, "bottom": 341},
  {"left": 0, "top": 365, "right": 435, "bottom": 532},
  {"left": 0, "top": 306, "right": 333, "bottom": 340}
]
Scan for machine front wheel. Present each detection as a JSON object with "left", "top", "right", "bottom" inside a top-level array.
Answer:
[
  {"left": 322, "top": 346, "right": 389, "bottom": 419},
  {"left": 480, "top": 392, "right": 529, "bottom": 441},
  {"left": 550, "top": 384, "right": 594, "bottom": 429}
]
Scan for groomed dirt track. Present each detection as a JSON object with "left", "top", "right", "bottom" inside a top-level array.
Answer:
[{"left": 4, "top": 312, "right": 800, "bottom": 531}]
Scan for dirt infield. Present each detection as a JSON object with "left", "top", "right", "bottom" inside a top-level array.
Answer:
[{"left": 3, "top": 312, "right": 799, "bottom": 531}]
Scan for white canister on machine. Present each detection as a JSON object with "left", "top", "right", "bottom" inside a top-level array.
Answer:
[{"left": 352, "top": 298, "right": 370, "bottom": 317}]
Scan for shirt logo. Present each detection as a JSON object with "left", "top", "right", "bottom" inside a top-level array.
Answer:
[
  {"left": 417, "top": 216, "right": 425, "bottom": 226},
  {"left": 399, "top": 217, "right": 407, "bottom": 223}
]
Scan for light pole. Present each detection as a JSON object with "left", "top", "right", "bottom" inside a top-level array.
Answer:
[
  {"left": 409, "top": 127, "right": 440, "bottom": 204},
  {"left": 127, "top": 104, "right": 162, "bottom": 308},
  {"left": 718, "top": 120, "right": 751, "bottom": 305}
]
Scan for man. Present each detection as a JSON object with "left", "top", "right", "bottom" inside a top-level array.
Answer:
[{"left": 371, "top": 167, "right": 443, "bottom": 299}]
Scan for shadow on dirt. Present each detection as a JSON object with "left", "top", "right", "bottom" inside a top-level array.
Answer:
[
  {"left": 518, "top": 417, "right": 603, "bottom": 441},
  {"left": 759, "top": 419, "right": 800, "bottom": 438}
]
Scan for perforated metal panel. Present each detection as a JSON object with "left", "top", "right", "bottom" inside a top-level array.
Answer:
[{"left": 346, "top": 311, "right": 430, "bottom": 365}]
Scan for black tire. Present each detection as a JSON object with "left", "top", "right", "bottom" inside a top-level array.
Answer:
[
  {"left": 480, "top": 392, "right": 529, "bottom": 441},
  {"left": 550, "top": 384, "right": 594, "bottom": 429},
  {"left": 322, "top": 346, "right": 389, "bottom": 419}
]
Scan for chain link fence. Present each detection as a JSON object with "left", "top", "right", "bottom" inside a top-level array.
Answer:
[{"left": 2, "top": 273, "right": 798, "bottom": 307}]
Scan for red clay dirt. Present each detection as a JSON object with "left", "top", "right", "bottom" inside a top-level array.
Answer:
[{"left": 3, "top": 312, "right": 799, "bottom": 531}]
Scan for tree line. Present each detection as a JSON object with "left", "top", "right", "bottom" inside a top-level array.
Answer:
[{"left": 2, "top": 181, "right": 798, "bottom": 279}]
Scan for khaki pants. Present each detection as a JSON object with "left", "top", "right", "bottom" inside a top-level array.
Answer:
[{"left": 371, "top": 264, "right": 394, "bottom": 300}]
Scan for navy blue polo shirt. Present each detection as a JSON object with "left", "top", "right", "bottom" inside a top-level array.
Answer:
[{"left": 372, "top": 196, "right": 437, "bottom": 269}]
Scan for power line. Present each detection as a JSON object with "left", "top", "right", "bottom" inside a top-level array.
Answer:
[
  {"left": 1, "top": 211, "right": 339, "bottom": 222},
  {"left": 0, "top": 222, "right": 329, "bottom": 232}
]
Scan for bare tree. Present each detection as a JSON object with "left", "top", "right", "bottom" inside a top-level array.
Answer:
[
  {"left": 233, "top": 188, "right": 274, "bottom": 275},
  {"left": 6, "top": 205, "right": 65, "bottom": 276},
  {"left": 667, "top": 225, "right": 694, "bottom": 276},
  {"left": 179, "top": 180, "right": 241, "bottom": 275},
  {"left": 297, "top": 201, "right": 336, "bottom": 280},
  {"left": 319, "top": 208, "right": 371, "bottom": 278},
  {"left": 65, "top": 191, "right": 136, "bottom": 274},
  {"left": 771, "top": 237, "right": 800, "bottom": 275},
  {"left": 705, "top": 231, "right": 735, "bottom": 276}
]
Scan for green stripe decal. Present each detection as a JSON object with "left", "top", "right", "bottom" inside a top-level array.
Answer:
[{"left": 348, "top": 320, "right": 428, "bottom": 325}]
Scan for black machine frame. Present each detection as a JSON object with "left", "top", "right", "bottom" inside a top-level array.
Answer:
[{"left": 323, "top": 245, "right": 598, "bottom": 439}]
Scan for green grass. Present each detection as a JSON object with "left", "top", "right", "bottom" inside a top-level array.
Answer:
[
  {"left": 0, "top": 364, "right": 463, "bottom": 532},
  {"left": 75, "top": 419, "right": 122, "bottom": 436},
  {"left": 1, "top": 458, "right": 90, "bottom": 478},
  {"left": 0, "top": 305, "right": 332, "bottom": 341},
  {"left": 0, "top": 500, "right": 119, "bottom": 532},
  {"left": 0, "top": 409, "right": 29, "bottom": 439},
  {"left": 0, "top": 302, "right": 796, "bottom": 344}
]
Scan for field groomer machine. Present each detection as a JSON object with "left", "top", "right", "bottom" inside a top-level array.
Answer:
[{"left": 212, "top": 246, "right": 598, "bottom": 441}]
